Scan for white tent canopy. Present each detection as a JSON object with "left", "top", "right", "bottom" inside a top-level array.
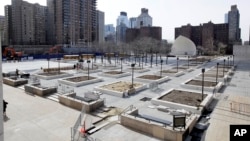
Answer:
[{"left": 171, "top": 35, "right": 197, "bottom": 56}]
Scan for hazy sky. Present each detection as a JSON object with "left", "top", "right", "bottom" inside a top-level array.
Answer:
[{"left": 0, "top": 0, "right": 249, "bottom": 42}]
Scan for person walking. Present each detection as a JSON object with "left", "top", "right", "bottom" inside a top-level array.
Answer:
[{"left": 3, "top": 100, "right": 8, "bottom": 117}]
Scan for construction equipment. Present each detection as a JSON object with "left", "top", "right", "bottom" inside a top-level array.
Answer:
[
  {"left": 2, "top": 46, "right": 22, "bottom": 60},
  {"left": 49, "top": 45, "right": 62, "bottom": 54}
]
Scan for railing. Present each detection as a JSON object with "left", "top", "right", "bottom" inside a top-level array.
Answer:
[
  {"left": 118, "top": 105, "right": 134, "bottom": 120},
  {"left": 230, "top": 101, "right": 250, "bottom": 116},
  {"left": 71, "top": 114, "right": 82, "bottom": 141}
]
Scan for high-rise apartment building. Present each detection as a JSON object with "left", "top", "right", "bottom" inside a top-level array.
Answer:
[
  {"left": 228, "top": 5, "right": 241, "bottom": 43},
  {"left": 9, "top": 0, "right": 47, "bottom": 45},
  {"left": 105, "top": 24, "right": 115, "bottom": 42},
  {"left": 136, "top": 8, "right": 152, "bottom": 28},
  {"left": 48, "top": 0, "right": 97, "bottom": 46},
  {"left": 4, "top": 5, "right": 12, "bottom": 45},
  {"left": 129, "top": 17, "right": 137, "bottom": 28},
  {"left": 46, "top": 0, "right": 55, "bottom": 45},
  {"left": 105, "top": 24, "right": 115, "bottom": 36},
  {"left": 175, "top": 22, "right": 229, "bottom": 51},
  {"left": 0, "top": 16, "right": 5, "bottom": 44},
  {"left": 96, "top": 10, "right": 104, "bottom": 43},
  {"left": 116, "top": 12, "right": 129, "bottom": 43}
]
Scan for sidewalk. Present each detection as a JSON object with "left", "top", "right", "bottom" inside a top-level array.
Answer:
[
  {"left": 3, "top": 84, "right": 79, "bottom": 141},
  {"left": 204, "top": 60, "right": 250, "bottom": 141}
]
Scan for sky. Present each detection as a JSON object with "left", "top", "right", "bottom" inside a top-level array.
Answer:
[{"left": 0, "top": 0, "right": 249, "bottom": 42}]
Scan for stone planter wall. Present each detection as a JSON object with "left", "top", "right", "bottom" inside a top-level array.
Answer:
[
  {"left": 135, "top": 76, "right": 170, "bottom": 84},
  {"left": 24, "top": 84, "right": 57, "bottom": 96},
  {"left": 58, "top": 77, "right": 103, "bottom": 87},
  {"left": 125, "top": 68, "right": 150, "bottom": 73},
  {"left": 58, "top": 93, "right": 104, "bottom": 113},
  {"left": 180, "top": 79, "right": 223, "bottom": 93},
  {"left": 94, "top": 82, "right": 147, "bottom": 97},
  {"left": 156, "top": 71, "right": 185, "bottom": 77},
  {"left": 99, "top": 72, "right": 131, "bottom": 78},
  {"left": 3, "top": 77, "right": 28, "bottom": 87},
  {"left": 33, "top": 73, "right": 73, "bottom": 80},
  {"left": 151, "top": 89, "right": 213, "bottom": 114},
  {"left": 120, "top": 108, "right": 197, "bottom": 141}
]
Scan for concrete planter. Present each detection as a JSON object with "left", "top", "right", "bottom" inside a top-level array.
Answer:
[
  {"left": 94, "top": 81, "right": 147, "bottom": 97},
  {"left": 24, "top": 83, "right": 57, "bottom": 96},
  {"left": 120, "top": 108, "right": 198, "bottom": 141},
  {"left": 194, "top": 73, "right": 229, "bottom": 83},
  {"left": 125, "top": 68, "right": 150, "bottom": 73},
  {"left": 33, "top": 73, "right": 73, "bottom": 80},
  {"left": 151, "top": 88, "right": 213, "bottom": 114},
  {"left": 100, "top": 65, "right": 120, "bottom": 70},
  {"left": 99, "top": 71, "right": 131, "bottom": 78},
  {"left": 180, "top": 79, "right": 223, "bottom": 93},
  {"left": 135, "top": 76, "right": 170, "bottom": 84},
  {"left": 3, "top": 77, "right": 28, "bottom": 87},
  {"left": 80, "top": 69, "right": 102, "bottom": 74},
  {"left": 58, "top": 93, "right": 104, "bottom": 113},
  {"left": 58, "top": 76, "right": 103, "bottom": 87},
  {"left": 155, "top": 71, "right": 185, "bottom": 77}
]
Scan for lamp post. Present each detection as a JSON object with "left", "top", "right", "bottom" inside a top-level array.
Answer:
[
  {"left": 131, "top": 63, "right": 135, "bottom": 88},
  {"left": 176, "top": 57, "right": 179, "bottom": 72},
  {"left": 166, "top": 55, "right": 168, "bottom": 64},
  {"left": 150, "top": 54, "right": 153, "bottom": 68},
  {"left": 232, "top": 55, "right": 234, "bottom": 66},
  {"left": 202, "top": 68, "right": 205, "bottom": 101},
  {"left": 142, "top": 56, "right": 144, "bottom": 69},
  {"left": 160, "top": 60, "right": 163, "bottom": 77},
  {"left": 187, "top": 56, "right": 190, "bottom": 68},
  {"left": 223, "top": 59, "right": 225, "bottom": 77},
  {"left": 156, "top": 53, "right": 158, "bottom": 66},
  {"left": 57, "top": 58, "right": 61, "bottom": 73},
  {"left": 120, "top": 58, "right": 123, "bottom": 72},
  {"left": 216, "top": 63, "right": 219, "bottom": 84},
  {"left": 87, "top": 60, "right": 91, "bottom": 80},
  {"left": 47, "top": 57, "right": 50, "bottom": 73}
]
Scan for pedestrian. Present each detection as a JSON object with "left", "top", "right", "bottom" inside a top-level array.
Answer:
[
  {"left": 3, "top": 100, "right": 8, "bottom": 117},
  {"left": 16, "top": 68, "right": 19, "bottom": 76}
]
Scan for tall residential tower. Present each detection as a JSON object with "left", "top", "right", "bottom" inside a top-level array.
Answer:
[
  {"left": 47, "top": 0, "right": 97, "bottom": 46},
  {"left": 228, "top": 5, "right": 241, "bottom": 44}
]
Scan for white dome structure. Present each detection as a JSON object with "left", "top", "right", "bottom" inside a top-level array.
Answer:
[{"left": 171, "top": 35, "right": 197, "bottom": 56}]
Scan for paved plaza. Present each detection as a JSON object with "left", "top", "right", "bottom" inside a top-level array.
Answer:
[{"left": 2, "top": 56, "right": 250, "bottom": 141}]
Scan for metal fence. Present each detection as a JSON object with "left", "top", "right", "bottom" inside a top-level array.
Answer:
[{"left": 230, "top": 101, "right": 250, "bottom": 116}]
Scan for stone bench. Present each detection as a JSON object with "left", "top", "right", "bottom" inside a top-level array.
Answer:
[
  {"left": 3, "top": 77, "right": 28, "bottom": 87},
  {"left": 24, "top": 83, "right": 57, "bottom": 96}
]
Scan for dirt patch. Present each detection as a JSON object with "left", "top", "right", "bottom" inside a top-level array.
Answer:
[
  {"left": 172, "top": 67, "right": 188, "bottom": 70},
  {"left": 199, "top": 73, "right": 224, "bottom": 78},
  {"left": 100, "top": 81, "right": 143, "bottom": 92},
  {"left": 104, "top": 71, "right": 124, "bottom": 74},
  {"left": 159, "top": 90, "right": 207, "bottom": 107},
  {"left": 207, "top": 69, "right": 228, "bottom": 73},
  {"left": 38, "top": 72, "right": 67, "bottom": 76},
  {"left": 186, "top": 80, "right": 217, "bottom": 87},
  {"left": 183, "top": 64, "right": 197, "bottom": 67},
  {"left": 218, "top": 65, "right": 231, "bottom": 69},
  {"left": 137, "top": 75, "right": 162, "bottom": 80},
  {"left": 127, "top": 67, "right": 144, "bottom": 70},
  {"left": 189, "top": 57, "right": 209, "bottom": 62},
  {"left": 162, "top": 69, "right": 178, "bottom": 73},
  {"left": 65, "top": 76, "right": 96, "bottom": 82}
]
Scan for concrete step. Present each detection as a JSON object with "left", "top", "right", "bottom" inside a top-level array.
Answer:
[
  {"left": 18, "top": 86, "right": 25, "bottom": 90},
  {"left": 46, "top": 94, "right": 60, "bottom": 102}
]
